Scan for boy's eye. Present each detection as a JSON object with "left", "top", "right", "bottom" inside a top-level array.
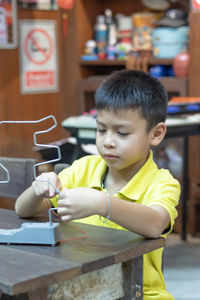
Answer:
[
  {"left": 118, "top": 132, "right": 129, "bottom": 136},
  {"left": 97, "top": 128, "right": 106, "bottom": 133}
]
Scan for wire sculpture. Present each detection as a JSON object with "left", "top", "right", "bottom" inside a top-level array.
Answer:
[
  {"left": 0, "top": 115, "right": 61, "bottom": 218},
  {"left": 0, "top": 115, "right": 61, "bottom": 179}
]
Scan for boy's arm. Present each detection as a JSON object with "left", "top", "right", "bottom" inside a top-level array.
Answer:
[
  {"left": 15, "top": 172, "right": 61, "bottom": 218},
  {"left": 106, "top": 196, "right": 170, "bottom": 238},
  {"left": 15, "top": 186, "right": 47, "bottom": 218},
  {"left": 57, "top": 188, "right": 170, "bottom": 238}
]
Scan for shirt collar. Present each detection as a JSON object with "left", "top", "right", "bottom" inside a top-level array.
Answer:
[
  {"left": 88, "top": 150, "right": 158, "bottom": 199},
  {"left": 87, "top": 158, "right": 107, "bottom": 190},
  {"left": 118, "top": 150, "right": 158, "bottom": 200}
]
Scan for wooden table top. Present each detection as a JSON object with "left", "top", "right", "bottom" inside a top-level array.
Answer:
[{"left": 0, "top": 209, "right": 165, "bottom": 296}]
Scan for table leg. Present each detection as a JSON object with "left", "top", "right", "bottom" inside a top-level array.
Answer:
[
  {"left": 122, "top": 256, "right": 143, "bottom": 300},
  {"left": 182, "top": 136, "right": 188, "bottom": 241},
  {"left": 27, "top": 287, "right": 48, "bottom": 300}
]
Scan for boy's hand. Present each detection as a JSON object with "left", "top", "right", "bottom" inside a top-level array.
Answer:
[
  {"left": 57, "top": 188, "right": 106, "bottom": 222},
  {"left": 32, "top": 172, "right": 61, "bottom": 198}
]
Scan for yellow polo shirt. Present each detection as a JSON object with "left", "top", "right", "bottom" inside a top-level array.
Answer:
[{"left": 51, "top": 151, "right": 180, "bottom": 300}]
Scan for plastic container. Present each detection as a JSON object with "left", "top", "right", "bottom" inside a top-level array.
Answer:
[{"left": 152, "top": 26, "right": 189, "bottom": 58}]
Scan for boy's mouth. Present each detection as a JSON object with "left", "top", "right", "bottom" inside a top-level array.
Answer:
[{"left": 103, "top": 153, "right": 118, "bottom": 159}]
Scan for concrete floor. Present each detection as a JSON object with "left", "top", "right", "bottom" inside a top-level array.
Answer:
[{"left": 164, "top": 233, "right": 200, "bottom": 300}]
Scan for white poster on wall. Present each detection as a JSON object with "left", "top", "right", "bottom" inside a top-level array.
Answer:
[
  {"left": 0, "top": 7, "right": 8, "bottom": 44},
  {"left": 19, "top": 20, "right": 59, "bottom": 94}
]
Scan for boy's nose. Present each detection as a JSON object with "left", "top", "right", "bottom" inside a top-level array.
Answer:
[{"left": 103, "top": 132, "right": 116, "bottom": 148}]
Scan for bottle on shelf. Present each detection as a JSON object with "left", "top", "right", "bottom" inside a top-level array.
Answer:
[
  {"left": 104, "top": 8, "right": 117, "bottom": 60},
  {"left": 94, "top": 15, "right": 107, "bottom": 60},
  {"left": 105, "top": 8, "right": 117, "bottom": 47}
]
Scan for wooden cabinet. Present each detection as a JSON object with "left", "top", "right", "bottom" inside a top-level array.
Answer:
[{"left": 64, "top": 0, "right": 189, "bottom": 115}]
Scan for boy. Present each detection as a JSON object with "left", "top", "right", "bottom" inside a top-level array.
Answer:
[{"left": 15, "top": 70, "right": 180, "bottom": 299}]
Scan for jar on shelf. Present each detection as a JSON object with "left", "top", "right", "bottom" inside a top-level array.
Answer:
[{"left": 173, "top": 49, "right": 190, "bottom": 78}]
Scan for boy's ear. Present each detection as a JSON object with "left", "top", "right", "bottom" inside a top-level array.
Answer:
[{"left": 150, "top": 122, "right": 166, "bottom": 146}]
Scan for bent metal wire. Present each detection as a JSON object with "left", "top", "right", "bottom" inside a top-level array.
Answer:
[{"left": 0, "top": 115, "right": 61, "bottom": 203}]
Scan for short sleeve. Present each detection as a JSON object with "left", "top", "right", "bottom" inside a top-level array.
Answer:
[{"left": 143, "top": 174, "right": 180, "bottom": 236}]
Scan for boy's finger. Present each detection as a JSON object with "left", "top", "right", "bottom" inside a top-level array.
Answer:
[
  {"left": 57, "top": 199, "right": 66, "bottom": 206},
  {"left": 57, "top": 207, "right": 68, "bottom": 215},
  {"left": 48, "top": 182, "right": 56, "bottom": 197},
  {"left": 59, "top": 188, "right": 69, "bottom": 199},
  {"left": 56, "top": 180, "right": 62, "bottom": 192}
]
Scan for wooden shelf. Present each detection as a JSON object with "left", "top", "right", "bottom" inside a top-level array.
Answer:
[
  {"left": 148, "top": 58, "right": 174, "bottom": 65},
  {"left": 79, "top": 58, "right": 174, "bottom": 66},
  {"left": 80, "top": 60, "right": 125, "bottom": 66}
]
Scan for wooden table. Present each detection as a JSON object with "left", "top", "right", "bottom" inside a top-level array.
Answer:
[{"left": 0, "top": 209, "right": 164, "bottom": 300}]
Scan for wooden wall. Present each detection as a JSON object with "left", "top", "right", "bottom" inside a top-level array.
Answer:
[{"left": 0, "top": 8, "right": 73, "bottom": 160}]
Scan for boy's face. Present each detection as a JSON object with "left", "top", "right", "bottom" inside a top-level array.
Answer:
[{"left": 96, "top": 109, "right": 161, "bottom": 175}]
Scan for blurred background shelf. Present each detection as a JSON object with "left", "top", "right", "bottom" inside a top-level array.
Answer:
[{"left": 79, "top": 58, "right": 174, "bottom": 66}]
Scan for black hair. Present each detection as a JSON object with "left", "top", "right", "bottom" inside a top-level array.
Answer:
[{"left": 95, "top": 70, "right": 168, "bottom": 131}]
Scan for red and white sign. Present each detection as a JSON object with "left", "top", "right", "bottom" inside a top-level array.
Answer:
[
  {"left": 19, "top": 20, "right": 58, "bottom": 94},
  {"left": 192, "top": 0, "right": 200, "bottom": 9}
]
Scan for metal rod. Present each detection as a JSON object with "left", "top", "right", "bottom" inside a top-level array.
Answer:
[
  {"left": 0, "top": 162, "right": 10, "bottom": 183},
  {"left": 48, "top": 207, "right": 58, "bottom": 226},
  {"left": 0, "top": 115, "right": 62, "bottom": 223}
]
